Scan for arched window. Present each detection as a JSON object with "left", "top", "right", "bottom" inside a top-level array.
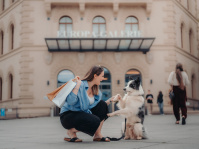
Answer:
[
  {"left": 9, "top": 74, "right": 13, "bottom": 99},
  {"left": 187, "top": 0, "right": 189, "bottom": 10},
  {"left": 180, "top": 23, "right": 184, "bottom": 49},
  {"left": 99, "top": 67, "right": 111, "bottom": 101},
  {"left": 125, "top": 69, "right": 142, "bottom": 86},
  {"left": 92, "top": 16, "right": 106, "bottom": 37},
  {"left": 189, "top": 29, "right": 193, "bottom": 54},
  {"left": 99, "top": 67, "right": 112, "bottom": 111},
  {"left": 10, "top": 24, "right": 14, "bottom": 50},
  {"left": 2, "top": 0, "right": 5, "bottom": 11},
  {"left": 0, "top": 77, "right": 2, "bottom": 101},
  {"left": 55, "top": 69, "right": 75, "bottom": 116},
  {"left": 125, "top": 16, "right": 139, "bottom": 32},
  {"left": 57, "top": 70, "right": 75, "bottom": 87},
  {"left": 191, "top": 74, "right": 196, "bottom": 99},
  {"left": 0, "top": 30, "right": 3, "bottom": 55},
  {"left": 59, "top": 16, "right": 72, "bottom": 37}
]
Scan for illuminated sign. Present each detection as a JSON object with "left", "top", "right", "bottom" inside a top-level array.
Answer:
[{"left": 57, "top": 30, "right": 142, "bottom": 38}]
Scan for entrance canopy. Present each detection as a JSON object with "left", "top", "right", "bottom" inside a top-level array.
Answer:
[{"left": 45, "top": 37, "right": 155, "bottom": 54}]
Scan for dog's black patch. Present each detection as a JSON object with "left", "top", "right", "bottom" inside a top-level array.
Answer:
[
  {"left": 129, "top": 77, "right": 140, "bottom": 90},
  {"left": 137, "top": 104, "right": 145, "bottom": 124}
]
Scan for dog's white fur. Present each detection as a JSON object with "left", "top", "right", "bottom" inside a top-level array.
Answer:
[{"left": 107, "top": 80, "right": 145, "bottom": 140}]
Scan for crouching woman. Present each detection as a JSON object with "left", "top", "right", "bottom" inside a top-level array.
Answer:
[{"left": 59, "top": 65, "right": 111, "bottom": 142}]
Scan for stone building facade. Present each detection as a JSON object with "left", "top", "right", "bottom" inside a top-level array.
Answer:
[{"left": 0, "top": 0, "right": 199, "bottom": 118}]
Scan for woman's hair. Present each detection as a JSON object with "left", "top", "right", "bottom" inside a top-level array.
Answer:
[
  {"left": 175, "top": 63, "right": 184, "bottom": 90},
  {"left": 158, "top": 91, "right": 163, "bottom": 98},
  {"left": 82, "top": 65, "right": 104, "bottom": 95}
]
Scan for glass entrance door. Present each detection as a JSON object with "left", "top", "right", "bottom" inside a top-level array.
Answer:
[
  {"left": 99, "top": 67, "right": 112, "bottom": 112},
  {"left": 114, "top": 69, "right": 142, "bottom": 111},
  {"left": 55, "top": 70, "right": 75, "bottom": 116}
]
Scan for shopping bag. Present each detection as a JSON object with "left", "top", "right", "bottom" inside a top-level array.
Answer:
[
  {"left": 44, "top": 79, "right": 76, "bottom": 108},
  {"left": 169, "top": 90, "right": 175, "bottom": 100}
]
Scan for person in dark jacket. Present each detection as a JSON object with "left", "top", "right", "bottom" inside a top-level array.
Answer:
[{"left": 157, "top": 91, "right": 164, "bottom": 115}]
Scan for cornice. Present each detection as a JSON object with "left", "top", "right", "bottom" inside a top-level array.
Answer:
[
  {"left": 172, "top": 0, "right": 198, "bottom": 23},
  {"left": 0, "top": 0, "right": 22, "bottom": 19},
  {"left": 44, "top": 0, "right": 153, "bottom": 18}
]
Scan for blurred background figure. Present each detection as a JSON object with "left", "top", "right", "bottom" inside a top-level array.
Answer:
[
  {"left": 146, "top": 90, "right": 153, "bottom": 115},
  {"left": 168, "top": 63, "right": 189, "bottom": 125},
  {"left": 157, "top": 91, "right": 164, "bottom": 115}
]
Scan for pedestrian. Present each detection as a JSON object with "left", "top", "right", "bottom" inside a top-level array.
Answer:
[
  {"left": 157, "top": 91, "right": 164, "bottom": 115},
  {"left": 168, "top": 63, "right": 189, "bottom": 125},
  {"left": 59, "top": 65, "right": 111, "bottom": 142},
  {"left": 146, "top": 90, "right": 153, "bottom": 115}
]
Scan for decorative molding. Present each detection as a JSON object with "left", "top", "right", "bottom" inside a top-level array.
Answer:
[
  {"left": 50, "top": 61, "right": 79, "bottom": 88},
  {"left": 113, "top": 3, "right": 119, "bottom": 17},
  {"left": 86, "top": 7, "right": 112, "bottom": 23},
  {"left": 146, "top": 2, "right": 152, "bottom": 18},
  {"left": 123, "top": 63, "right": 149, "bottom": 79},
  {"left": 163, "top": 1, "right": 176, "bottom": 46},
  {"left": 52, "top": 7, "right": 79, "bottom": 23},
  {"left": 191, "top": 67, "right": 196, "bottom": 79},
  {"left": 79, "top": 2, "right": 85, "bottom": 17},
  {"left": 0, "top": 21, "right": 5, "bottom": 31},
  {"left": 119, "top": 8, "right": 145, "bottom": 30},
  {"left": 6, "top": 14, "right": 16, "bottom": 33},
  {"left": 0, "top": 69, "right": 3, "bottom": 79},
  {"left": 45, "top": 2, "right": 51, "bottom": 18},
  {"left": 18, "top": 51, "right": 34, "bottom": 98},
  {"left": 20, "top": 1, "right": 34, "bottom": 46},
  {"left": 6, "top": 66, "right": 14, "bottom": 81}
]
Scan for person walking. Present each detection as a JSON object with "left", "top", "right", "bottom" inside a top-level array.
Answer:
[
  {"left": 59, "top": 65, "right": 111, "bottom": 142},
  {"left": 168, "top": 63, "right": 189, "bottom": 125},
  {"left": 146, "top": 90, "right": 153, "bottom": 115},
  {"left": 157, "top": 91, "right": 164, "bottom": 115}
]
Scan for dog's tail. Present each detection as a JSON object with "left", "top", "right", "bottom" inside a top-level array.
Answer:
[{"left": 142, "top": 126, "right": 148, "bottom": 139}]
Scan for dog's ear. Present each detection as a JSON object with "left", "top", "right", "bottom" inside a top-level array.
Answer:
[
  {"left": 135, "top": 77, "right": 140, "bottom": 82},
  {"left": 135, "top": 77, "right": 140, "bottom": 86}
]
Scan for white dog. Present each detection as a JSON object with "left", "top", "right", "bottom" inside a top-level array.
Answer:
[{"left": 107, "top": 77, "right": 147, "bottom": 140}]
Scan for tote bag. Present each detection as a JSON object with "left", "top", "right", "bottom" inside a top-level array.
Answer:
[{"left": 44, "top": 79, "right": 76, "bottom": 108}]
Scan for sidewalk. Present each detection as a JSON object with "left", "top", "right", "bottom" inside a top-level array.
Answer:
[{"left": 1, "top": 114, "right": 199, "bottom": 149}]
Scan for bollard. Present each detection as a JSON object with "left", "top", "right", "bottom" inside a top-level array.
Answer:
[{"left": 50, "top": 106, "right": 54, "bottom": 117}]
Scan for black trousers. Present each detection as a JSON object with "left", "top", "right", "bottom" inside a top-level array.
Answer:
[
  {"left": 60, "top": 100, "right": 109, "bottom": 136},
  {"left": 173, "top": 86, "right": 187, "bottom": 121}
]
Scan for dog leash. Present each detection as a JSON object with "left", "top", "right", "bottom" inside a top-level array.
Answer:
[{"left": 107, "top": 118, "right": 126, "bottom": 141}]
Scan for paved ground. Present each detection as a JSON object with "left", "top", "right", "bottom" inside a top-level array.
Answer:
[{"left": 1, "top": 114, "right": 199, "bottom": 149}]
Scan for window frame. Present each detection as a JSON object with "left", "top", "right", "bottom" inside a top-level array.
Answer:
[
  {"left": 0, "top": 30, "right": 3, "bottom": 55},
  {"left": 9, "top": 74, "right": 13, "bottom": 99},
  {"left": 180, "top": 23, "right": 183, "bottom": 49},
  {"left": 92, "top": 16, "right": 106, "bottom": 37},
  {"left": 59, "top": 16, "right": 73, "bottom": 37},
  {"left": 125, "top": 16, "right": 139, "bottom": 31},
  {"left": 0, "top": 77, "right": 2, "bottom": 101}
]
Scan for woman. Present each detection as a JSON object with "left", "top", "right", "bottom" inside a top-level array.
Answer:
[
  {"left": 157, "top": 91, "right": 164, "bottom": 115},
  {"left": 60, "top": 65, "right": 111, "bottom": 142},
  {"left": 168, "top": 63, "right": 189, "bottom": 125}
]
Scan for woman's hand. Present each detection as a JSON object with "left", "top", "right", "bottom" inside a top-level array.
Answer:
[
  {"left": 75, "top": 76, "right": 81, "bottom": 85},
  {"left": 72, "top": 76, "right": 81, "bottom": 95}
]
